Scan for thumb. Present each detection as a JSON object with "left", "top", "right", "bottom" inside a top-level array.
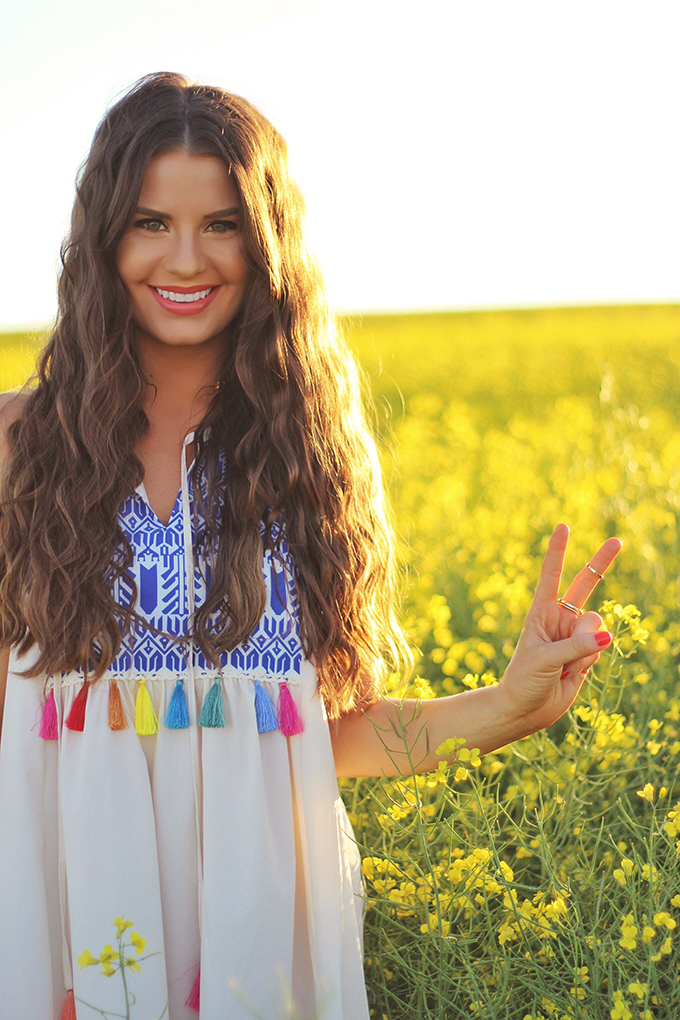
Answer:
[{"left": 544, "top": 629, "right": 612, "bottom": 670}]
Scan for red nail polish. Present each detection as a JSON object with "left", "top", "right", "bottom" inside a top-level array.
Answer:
[
  {"left": 560, "top": 667, "right": 569, "bottom": 679},
  {"left": 595, "top": 631, "right": 612, "bottom": 648}
]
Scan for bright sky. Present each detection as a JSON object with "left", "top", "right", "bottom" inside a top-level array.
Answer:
[{"left": 1, "top": 0, "right": 679, "bottom": 329}]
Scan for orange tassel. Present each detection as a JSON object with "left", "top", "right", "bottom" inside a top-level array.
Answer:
[
  {"left": 108, "top": 680, "right": 127, "bottom": 730},
  {"left": 65, "top": 681, "right": 88, "bottom": 731},
  {"left": 60, "top": 989, "right": 76, "bottom": 1020}
]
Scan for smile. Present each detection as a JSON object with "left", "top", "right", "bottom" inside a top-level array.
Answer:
[
  {"left": 153, "top": 287, "right": 215, "bottom": 303},
  {"left": 148, "top": 285, "right": 221, "bottom": 316}
]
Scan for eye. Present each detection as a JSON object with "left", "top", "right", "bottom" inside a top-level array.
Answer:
[
  {"left": 206, "top": 219, "right": 238, "bottom": 234},
  {"left": 134, "top": 218, "right": 166, "bottom": 232}
]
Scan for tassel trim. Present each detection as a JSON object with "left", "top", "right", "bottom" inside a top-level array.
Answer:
[
  {"left": 65, "top": 681, "right": 88, "bottom": 731},
  {"left": 278, "top": 681, "right": 304, "bottom": 736},
  {"left": 186, "top": 966, "right": 201, "bottom": 1011},
  {"left": 39, "top": 688, "right": 59, "bottom": 740},
  {"left": 38, "top": 675, "right": 303, "bottom": 738},
  {"left": 165, "top": 679, "right": 190, "bottom": 728},
  {"left": 254, "top": 680, "right": 278, "bottom": 733},
  {"left": 60, "top": 989, "right": 77, "bottom": 1020},
  {"left": 199, "top": 676, "right": 226, "bottom": 728},
  {"left": 135, "top": 680, "right": 159, "bottom": 735},
  {"left": 108, "top": 680, "right": 127, "bottom": 730}
]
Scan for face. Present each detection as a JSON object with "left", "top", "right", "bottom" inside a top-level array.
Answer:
[{"left": 115, "top": 149, "right": 250, "bottom": 349}]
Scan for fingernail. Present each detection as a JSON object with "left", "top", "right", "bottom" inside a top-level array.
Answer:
[
  {"left": 595, "top": 631, "right": 612, "bottom": 648},
  {"left": 560, "top": 667, "right": 569, "bottom": 679}
]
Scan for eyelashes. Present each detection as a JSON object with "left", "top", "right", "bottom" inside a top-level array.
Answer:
[{"left": 132, "top": 219, "right": 238, "bottom": 234}]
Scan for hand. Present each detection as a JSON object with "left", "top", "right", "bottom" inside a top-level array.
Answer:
[{"left": 498, "top": 523, "right": 622, "bottom": 735}]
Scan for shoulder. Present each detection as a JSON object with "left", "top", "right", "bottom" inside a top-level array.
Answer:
[{"left": 0, "top": 392, "right": 29, "bottom": 468}]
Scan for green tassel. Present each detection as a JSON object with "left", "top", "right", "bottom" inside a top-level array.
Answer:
[{"left": 199, "top": 677, "right": 226, "bottom": 728}]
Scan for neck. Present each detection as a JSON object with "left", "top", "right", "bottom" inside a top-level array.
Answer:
[{"left": 136, "top": 330, "right": 223, "bottom": 431}]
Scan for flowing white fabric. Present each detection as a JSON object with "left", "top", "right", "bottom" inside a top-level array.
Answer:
[{"left": 0, "top": 441, "right": 369, "bottom": 1020}]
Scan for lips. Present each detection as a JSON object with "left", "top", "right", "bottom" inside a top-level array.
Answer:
[{"left": 148, "top": 285, "right": 221, "bottom": 315}]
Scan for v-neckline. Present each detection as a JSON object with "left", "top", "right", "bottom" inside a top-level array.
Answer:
[{"left": 134, "top": 435, "right": 197, "bottom": 529}]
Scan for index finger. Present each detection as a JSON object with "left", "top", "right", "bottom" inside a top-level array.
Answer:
[{"left": 531, "top": 523, "right": 570, "bottom": 607}]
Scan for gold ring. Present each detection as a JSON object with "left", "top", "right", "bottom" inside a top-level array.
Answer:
[
  {"left": 557, "top": 598, "right": 583, "bottom": 617},
  {"left": 585, "top": 562, "right": 604, "bottom": 580}
]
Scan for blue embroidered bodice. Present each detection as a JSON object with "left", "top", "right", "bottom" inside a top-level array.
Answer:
[{"left": 108, "top": 459, "right": 303, "bottom": 679}]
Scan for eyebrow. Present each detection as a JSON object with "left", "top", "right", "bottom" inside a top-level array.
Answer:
[{"left": 134, "top": 206, "right": 239, "bottom": 218}]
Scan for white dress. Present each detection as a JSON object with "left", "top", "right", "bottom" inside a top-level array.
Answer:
[{"left": 0, "top": 436, "right": 369, "bottom": 1020}]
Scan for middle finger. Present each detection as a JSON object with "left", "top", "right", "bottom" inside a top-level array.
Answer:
[{"left": 559, "top": 538, "right": 621, "bottom": 612}]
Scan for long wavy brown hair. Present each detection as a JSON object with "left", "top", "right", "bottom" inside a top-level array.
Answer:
[{"left": 0, "top": 72, "right": 411, "bottom": 716}]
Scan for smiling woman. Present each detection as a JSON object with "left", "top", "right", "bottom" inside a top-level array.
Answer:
[
  {"left": 0, "top": 71, "right": 619, "bottom": 1020},
  {"left": 116, "top": 151, "right": 250, "bottom": 342}
]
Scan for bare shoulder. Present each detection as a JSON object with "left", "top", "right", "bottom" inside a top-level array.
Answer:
[
  {"left": 0, "top": 391, "right": 29, "bottom": 425},
  {"left": 0, "top": 392, "right": 29, "bottom": 460}
]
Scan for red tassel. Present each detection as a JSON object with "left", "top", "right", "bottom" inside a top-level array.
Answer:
[
  {"left": 60, "top": 989, "right": 76, "bottom": 1020},
  {"left": 39, "top": 689, "right": 59, "bottom": 740},
  {"left": 278, "top": 682, "right": 304, "bottom": 736},
  {"left": 185, "top": 966, "right": 200, "bottom": 1011},
  {"left": 65, "top": 681, "right": 88, "bottom": 731}
]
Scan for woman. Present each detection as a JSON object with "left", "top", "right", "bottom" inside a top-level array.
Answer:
[{"left": 0, "top": 72, "right": 620, "bottom": 1020}]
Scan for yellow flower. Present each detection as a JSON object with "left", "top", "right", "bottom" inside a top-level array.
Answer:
[
  {"left": 124, "top": 957, "right": 142, "bottom": 971},
  {"left": 619, "top": 913, "right": 638, "bottom": 950},
  {"left": 454, "top": 766, "right": 469, "bottom": 782},
  {"left": 114, "top": 916, "right": 134, "bottom": 937},
  {"left": 637, "top": 784, "right": 654, "bottom": 802},
  {"left": 653, "top": 911, "right": 676, "bottom": 929},
  {"left": 671, "top": 894, "right": 680, "bottom": 908},
  {"left": 610, "top": 990, "right": 632, "bottom": 1020},
  {"left": 77, "top": 949, "right": 99, "bottom": 969},
  {"left": 620, "top": 858, "right": 635, "bottom": 876},
  {"left": 642, "top": 925, "right": 655, "bottom": 944},
  {"left": 129, "top": 931, "right": 146, "bottom": 953},
  {"left": 419, "top": 915, "right": 450, "bottom": 937},
  {"left": 628, "top": 981, "right": 647, "bottom": 1000},
  {"left": 99, "top": 944, "right": 119, "bottom": 964}
]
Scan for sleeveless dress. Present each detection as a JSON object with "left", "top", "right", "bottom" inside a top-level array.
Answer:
[{"left": 0, "top": 434, "right": 369, "bottom": 1020}]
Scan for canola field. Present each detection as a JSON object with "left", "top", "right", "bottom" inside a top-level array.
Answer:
[{"left": 4, "top": 305, "right": 680, "bottom": 1019}]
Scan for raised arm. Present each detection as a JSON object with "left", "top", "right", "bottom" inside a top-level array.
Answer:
[{"left": 331, "top": 525, "right": 621, "bottom": 778}]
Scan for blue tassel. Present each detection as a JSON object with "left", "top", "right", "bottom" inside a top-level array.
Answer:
[
  {"left": 165, "top": 679, "right": 190, "bottom": 728},
  {"left": 199, "top": 677, "right": 226, "bottom": 728},
  {"left": 254, "top": 680, "right": 278, "bottom": 733}
]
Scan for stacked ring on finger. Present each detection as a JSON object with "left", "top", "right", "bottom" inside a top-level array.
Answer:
[
  {"left": 556, "top": 598, "right": 583, "bottom": 617},
  {"left": 585, "top": 562, "right": 605, "bottom": 580}
]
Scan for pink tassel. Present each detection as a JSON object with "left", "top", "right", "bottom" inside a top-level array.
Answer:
[
  {"left": 278, "top": 682, "right": 304, "bottom": 736},
  {"left": 39, "top": 689, "right": 59, "bottom": 740},
  {"left": 65, "top": 681, "right": 88, "bottom": 731},
  {"left": 60, "top": 989, "right": 76, "bottom": 1020},
  {"left": 185, "top": 966, "right": 200, "bottom": 1011}
]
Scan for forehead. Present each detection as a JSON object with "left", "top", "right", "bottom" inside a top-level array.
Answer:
[{"left": 138, "top": 149, "right": 239, "bottom": 208}]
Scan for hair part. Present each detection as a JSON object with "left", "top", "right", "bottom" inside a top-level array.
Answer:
[{"left": 0, "top": 72, "right": 411, "bottom": 717}]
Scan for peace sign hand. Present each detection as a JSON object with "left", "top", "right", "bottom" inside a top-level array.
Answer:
[{"left": 498, "top": 524, "right": 622, "bottom": 736}]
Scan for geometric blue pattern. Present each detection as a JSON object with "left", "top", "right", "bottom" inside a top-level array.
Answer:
[{"left": 109, "top": 465, "right": 303, "bottom": 679}]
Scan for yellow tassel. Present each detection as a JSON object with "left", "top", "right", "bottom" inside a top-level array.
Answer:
[
  {"left": 109, "top": 680, "right": 127, "bottom": 730},
  {"left": 134, "top": 679, "right": 158, "bottom": 735}
]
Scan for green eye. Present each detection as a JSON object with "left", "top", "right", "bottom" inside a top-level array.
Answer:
[
  {"left": 207, "top": 220, "right": 237, "bottom": 234},
  {"left": 136, "top": 219, "right": 165, "bottom": 232}
]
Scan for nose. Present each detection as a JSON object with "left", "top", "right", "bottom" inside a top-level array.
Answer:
[{"left": 163, "top": 229, "right": 206, "bottom": 279}]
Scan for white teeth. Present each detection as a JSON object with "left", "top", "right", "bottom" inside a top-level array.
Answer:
[{"left": 155, "top": 287, "right": 214, "bottom": 302}]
